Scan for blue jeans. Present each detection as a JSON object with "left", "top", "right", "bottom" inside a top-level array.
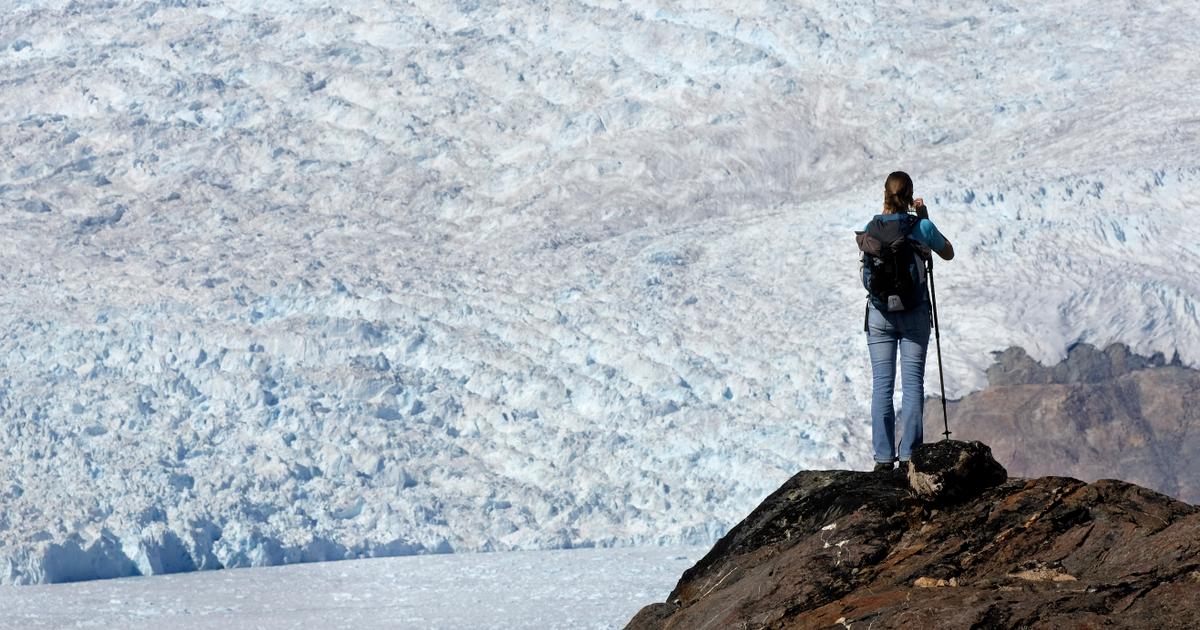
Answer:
[{"left": 866, "top": 302, "right": 931, "bottom": 463}]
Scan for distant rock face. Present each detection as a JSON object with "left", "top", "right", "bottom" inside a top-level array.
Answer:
[
  {"left": 925, "top": 343, "right": 1200, "bottom": 504},
  {"left": 984, "top": 342, "right": 1181, "bottom": 386},
  {"left": 627, "top": 440, "right": 1200, "bottom": 629}
]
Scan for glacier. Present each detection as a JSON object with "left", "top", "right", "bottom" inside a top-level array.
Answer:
[{"left": 0, "top": 0, "right": 1198, "bottom": 583}]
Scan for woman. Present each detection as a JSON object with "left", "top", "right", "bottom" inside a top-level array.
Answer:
[{"left": 861, "top": 171, "right": 954, "bottom": 472}]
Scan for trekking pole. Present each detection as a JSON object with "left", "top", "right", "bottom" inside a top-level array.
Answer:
[{"left": 927, "top": 258, "right": 951, "bottom": 440}]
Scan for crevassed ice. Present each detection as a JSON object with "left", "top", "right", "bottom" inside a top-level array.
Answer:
[{"left": 0, "top": 0, "right": 1197, "bottom": 583}]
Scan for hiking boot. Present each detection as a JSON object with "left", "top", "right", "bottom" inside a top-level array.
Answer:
[
  {"left": 872, "top": 462, "right": 894, "bottom": 472},
  {"left": 897, "top": 460, "right": 910, "bottom": 474}
]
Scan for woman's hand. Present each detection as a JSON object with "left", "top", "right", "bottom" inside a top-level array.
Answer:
[{"left": 913, "top": 197, "right": 928, "bottom": 219}]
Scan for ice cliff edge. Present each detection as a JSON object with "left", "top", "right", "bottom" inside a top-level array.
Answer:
[{"left": 627, "top": 440, "right": 1200, "bottom": 629}]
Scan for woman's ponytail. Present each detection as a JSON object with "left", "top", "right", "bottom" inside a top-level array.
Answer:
[{"left": 883, "top": 171, "right": 914, "bottom": 214}]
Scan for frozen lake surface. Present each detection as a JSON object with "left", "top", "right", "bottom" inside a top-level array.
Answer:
[{"left": 0, "top": 545, "right": 704, "bottom": 629}]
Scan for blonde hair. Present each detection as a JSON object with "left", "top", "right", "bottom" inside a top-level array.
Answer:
[{"left": 883, "top": 171, "right": 914, "bottom": 214}]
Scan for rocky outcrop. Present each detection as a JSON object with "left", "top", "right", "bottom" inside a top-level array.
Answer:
[
  {"left": 627, "top": 440, "right": 1200, "bottom": 629},
  {"left": 925, "top": 343, "right": 1200, "bottom": 504}
]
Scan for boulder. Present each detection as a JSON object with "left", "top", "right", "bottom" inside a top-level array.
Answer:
[{"left": 906, "top": 439, "right": 1007, "bottom": 504}]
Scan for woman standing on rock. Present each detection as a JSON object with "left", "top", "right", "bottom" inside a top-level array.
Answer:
[{"left": 856, "top": 171, "right": 954, "bottom": 472}]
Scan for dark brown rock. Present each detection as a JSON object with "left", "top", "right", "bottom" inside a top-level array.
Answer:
[
  {"left": 907, "top": 440, "right": 1007, "bottom": 504},
  {"left": 627, "top": 441, "right": 1200, "bottom": 630}
]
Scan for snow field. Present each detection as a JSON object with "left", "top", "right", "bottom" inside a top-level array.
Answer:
[{"left": 0, "top": 545, "right": 705, "bottom": 629}]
